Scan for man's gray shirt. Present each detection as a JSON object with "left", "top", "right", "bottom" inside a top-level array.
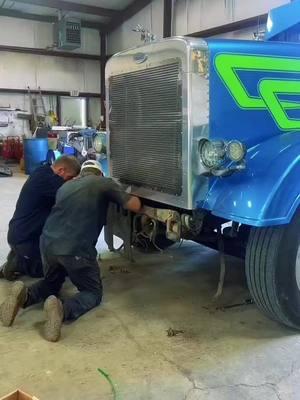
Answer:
[{"left": 41, "top": 175, "right": 131, "bottom": 259}]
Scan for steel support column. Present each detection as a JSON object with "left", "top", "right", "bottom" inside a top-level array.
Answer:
[
  {"left": 100, "top": 32, "right": 107, "bottom": 128},
  {"left": 163, "top": 0, "right": 173, "bottom": 38}
]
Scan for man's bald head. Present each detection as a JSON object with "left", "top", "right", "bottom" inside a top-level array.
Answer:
[{"left": 52, "top": 156, "right": 80, "bottom": 181}]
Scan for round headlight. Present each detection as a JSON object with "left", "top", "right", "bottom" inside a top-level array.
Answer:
[
  {"left": 93, "top": 134, "right": 106, "bottom": 154},
  {"left": 199, "top": 139, "right": 226, "bottom": 169},
  {"left": 226, "top": 140, "right": 246, "bottom": 162}
]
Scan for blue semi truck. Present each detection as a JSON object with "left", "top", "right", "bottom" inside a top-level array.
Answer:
[{"left": 103, "top": 1, "right": 300, "bottom": 329}]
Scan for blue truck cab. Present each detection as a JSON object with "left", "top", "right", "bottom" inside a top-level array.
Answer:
[{"left": 104, "top": 1, "right": 300, "bottom": 329}]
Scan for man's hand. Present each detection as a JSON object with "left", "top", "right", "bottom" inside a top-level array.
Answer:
[{"left": 124, "top": 196, "right": 142, "bottom": 213}]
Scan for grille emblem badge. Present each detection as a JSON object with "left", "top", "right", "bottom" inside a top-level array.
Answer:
[{"left": 133, "top": 52, "right": 148, "bottom": 64}]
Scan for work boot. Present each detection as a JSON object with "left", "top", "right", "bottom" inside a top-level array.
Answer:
[
  {"left": 43, "top": 296, "right": 64, "bottom": 342},
  {"left": 0, "top": 251, "right": 19, "bottom": 281},
  {"left": 0, "top": 281, "right": 27, "bottom": 327},
  {"left": 0, "top": 262, "right": 19, "bottom": 281}
]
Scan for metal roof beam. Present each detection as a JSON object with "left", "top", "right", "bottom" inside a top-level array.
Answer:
[
  {"left": 0, "top": 87, "right": 102, "bottom": 97},
  {"left": 163, "top": 0, "right": 172, "bottom": 38},
  {"left": 0, "top": 44, "right": 102, "bottom": 60},
  {"left": 189, "top": 14, "right": 268, "bottom": 38},
  {"left": 0, "top": 8, "right": 107, "bottom": 30},
  {"left": 12, "top": 0, "right": 118, "bottom": 18}
]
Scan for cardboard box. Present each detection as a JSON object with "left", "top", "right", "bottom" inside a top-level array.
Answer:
[{"left": 0, "top": 390, "right": 39, "bottom": 400}]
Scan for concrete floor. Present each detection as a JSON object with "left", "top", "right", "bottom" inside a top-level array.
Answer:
[{"left": 0, "top": 170, "right": 299, "bottom": 400}]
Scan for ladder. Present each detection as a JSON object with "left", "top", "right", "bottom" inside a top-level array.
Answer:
[{"left": 27, "top": 86, "right": 47, "bottom": 129}]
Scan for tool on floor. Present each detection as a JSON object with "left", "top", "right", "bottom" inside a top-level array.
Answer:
[
  {"left": 0, "top": 165, "right": 13, "bottom": 177},
  {"left": 216, "top": 298, "right": 254, "bottom": 311},
  {"left": 109, "top": 265, "right": 130, "bottom": 274},
  {"left": 167, "top": 328, "right": 185, "bottom": 337},
  {"left": 203, "top": 298, "right": 254, "bottom": 314},
  {"left": 97, "top": 368, "right": 118, "bottom": 400}
]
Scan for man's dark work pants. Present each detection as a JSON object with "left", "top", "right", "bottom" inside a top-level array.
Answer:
[
  {"left": 24, "top": 243, "right": 103, "bottom": 321},
  {"left": 10, "top": 240, "right": 43, "bottom": 278}
]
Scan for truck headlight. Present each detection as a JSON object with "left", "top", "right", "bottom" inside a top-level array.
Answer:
[
  {"left": 199, "top": 139, "right": 226, "bottom": 169},
  {"left": 226, "top": 140, "right": 246, "bottom": 162},
  {"left": 198, "top": 138, "right": 247, "bottom": 176},
  {"left": 93, "top": 133, "right": 107, "bottom": 154}
]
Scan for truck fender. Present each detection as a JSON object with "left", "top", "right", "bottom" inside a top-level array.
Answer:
[{"left": 200, "top": 132, "right": 300, "bottom": 227}]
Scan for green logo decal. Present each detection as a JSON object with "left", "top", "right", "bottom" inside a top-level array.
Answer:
[{"left": 215, "top": 53, "right": 300, "bottom": 130}]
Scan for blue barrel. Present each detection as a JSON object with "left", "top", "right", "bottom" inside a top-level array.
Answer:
[
  {"left": 24, "top": 138, "right": 49, "bottom": 175},
  {"left": 63, "top": 145, "right": 75, "bottom": 155}
]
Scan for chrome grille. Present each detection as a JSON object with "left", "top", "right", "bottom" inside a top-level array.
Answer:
[{"left": 109, "top": 61, "right": 183, "bottom": 195}]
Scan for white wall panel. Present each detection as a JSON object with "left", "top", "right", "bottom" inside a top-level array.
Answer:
[
  {"left": 174, "top": 0, "right": 188, "bottom": 36},
  {"left": 108, "top": 0, "right": 287, "bottom": 53},
  {"left": 200, "top": 0, "right": 229, "bottom": 30},
  {"left": 0, "top": 52, "right": 100, "bottom": 93},
  {"left": 0, "top": 94, "right": 27, "bottom": 110},
  {"left": 0, "top": 16, "right": 101, "bottom": 126},
  {"left": 0, "top": 17, "right": 35, "bottom": 47},
  {"left": 234, "top": 0, "right": 289, "bottom": 21},
  {"left": 0, "top": 53, "right": 37, "bottom": 88},
  {"left": 186, "top": 0, "right": 202, "bottom": 35},
  {"left": 83, "top": 60, "right": 101, "bottom": 93},
  {"left": 33, "top": 21, "right": 53, "bottom": 49},
  {"left": 37, "top": 56, "right": 86, "bottom": 92},
  {"left": 73, "top": 28, "right": 101, "bottom": 56},
  {"left": 211, "top": 26, "right": 263, "bottom": 40},
  {"left": 151, "top": 0, "right": 164, "bottom": 40},
  {"left": 108, "top": 0, "right": 164, "bottom": 54},
  {"left": 0, "top": 16, "right": 100, "bottom": 55},
  {"left": 108, "top": 6, "right": 151, "bottom": 54},
  {"left": 174, "top": 0, "right": 290, "bottom": 36}
]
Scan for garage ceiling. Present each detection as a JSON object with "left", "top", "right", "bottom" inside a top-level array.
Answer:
[
  {"left": 0, "top": 0, "right": 153, "bottom": 30},
  {"left": 60, "top": 0, "right": 135, "bottom": 10}
]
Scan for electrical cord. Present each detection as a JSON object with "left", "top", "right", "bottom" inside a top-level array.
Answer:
[{"left": 97, "top": 368, "right": 118, "bottom": 400}]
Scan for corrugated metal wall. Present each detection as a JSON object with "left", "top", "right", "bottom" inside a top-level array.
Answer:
[
  {"left": 0, "top": 17, "right": 100, "bottom": 92},
  {"left": 108, "top": 0, "right": 164, "bottom": 54},
  {"left": 108, "top": 0, "right": 291, "bottom": 53},
  {"left": 0, "top": 17, "right": 101, "bottom": 127},
  {"left": 174, "top": 0, "right": 290, "bottom": 36}
]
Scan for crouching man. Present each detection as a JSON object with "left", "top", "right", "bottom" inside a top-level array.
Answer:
[
  {"left": 0, "top": 160, "right": 141, "bottom": 342},
  {"left": 1, "top": 156, "right": 81, "bottom": 280}
]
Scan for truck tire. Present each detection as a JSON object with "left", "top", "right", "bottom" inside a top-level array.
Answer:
[{"left": 245, "top": 209, "right": 300, "bottom": 329}]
